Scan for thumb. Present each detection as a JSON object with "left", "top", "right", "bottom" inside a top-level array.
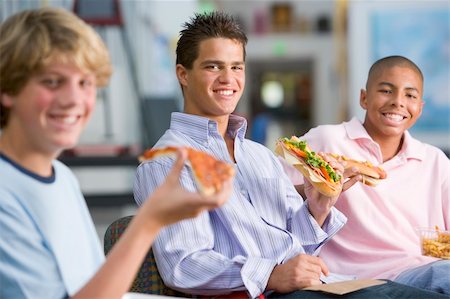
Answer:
[{"left": 166, "top": 148, "right": 188, "bottom": 183}]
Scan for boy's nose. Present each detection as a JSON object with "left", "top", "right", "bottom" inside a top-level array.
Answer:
[
  {"left": 60, "top": 83, "right": 84, "bottom": 105},
  {"left": 391, "top": 92, "right": 406, "bottom": 108},
  {"left": 218, "top": 69, "right": 233, "bottom": 83}
]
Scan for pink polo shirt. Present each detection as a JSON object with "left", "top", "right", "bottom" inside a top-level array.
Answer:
[{"left": 281, "top": 117, "right": 450, "bottom": 279}]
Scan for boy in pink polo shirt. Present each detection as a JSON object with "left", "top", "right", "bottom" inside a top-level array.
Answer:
[{"left": 281, "top": 56, "right": 449, "bottom": 295}]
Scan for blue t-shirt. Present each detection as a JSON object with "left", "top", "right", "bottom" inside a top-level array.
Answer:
[{"left": 0, "top": 154, "right": 104, "bottom": 298}]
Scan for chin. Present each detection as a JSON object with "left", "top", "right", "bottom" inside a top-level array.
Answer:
[{"left": 53, "top": 135, "right": 80, "bottom": 151}]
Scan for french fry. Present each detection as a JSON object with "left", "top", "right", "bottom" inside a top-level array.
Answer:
[{"left": 420, "top": 226, "right": 450, "bottom": 259}]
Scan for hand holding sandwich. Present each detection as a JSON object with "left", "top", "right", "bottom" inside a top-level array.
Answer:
[
  {"left": 331, "top": 153, "right": 387, "bottom": 187},
  {"left": 276, "top": 136, "right": 387, "bottom": 226},
  {"left": 303, "top": 152, "right": 345, "bottom": 226}
]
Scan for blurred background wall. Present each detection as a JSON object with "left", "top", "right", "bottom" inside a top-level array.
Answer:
[
  {"left": 1, "top": 0, "right": 449, "bottom": 238},
  {"left": 2, "top": 0, "right": 448, "bottom": 152}
]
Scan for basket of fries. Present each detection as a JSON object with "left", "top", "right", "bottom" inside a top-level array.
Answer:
[{"left": 417, "top": 226, "right": 450, "bottom": 259}]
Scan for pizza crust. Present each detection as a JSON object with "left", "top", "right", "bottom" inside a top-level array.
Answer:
[{"left": 140, "top": 146, "right": 235, "bottom": 196}]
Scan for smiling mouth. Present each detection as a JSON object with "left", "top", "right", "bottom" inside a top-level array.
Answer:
[
  {"left": 50, "top": 115, "right": 80, "bottom": 125},
  {"left": 382, "top": 113, "right": 406, "bottom": 122},
  {"left": 215, "top": 90, "right": 234, "bottom": 96}
]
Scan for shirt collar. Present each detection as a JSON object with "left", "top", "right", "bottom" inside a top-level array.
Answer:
[
  {"left": 228, "top": 114, "right": 248, "bottom": 141},
  {"left": 170, "top": 112, "right": 247, "bottom": 144},
  {"left": 399, "top": 130, "right": 425, "bottom": 161},
  {"left": 344, "top": 117, "right": 372, "bottom": 141},
  {"left": 344, "top": 117, "right": 424, "bottom": 161}
]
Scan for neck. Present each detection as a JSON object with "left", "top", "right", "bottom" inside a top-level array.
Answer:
[
  {"left": 208, "top": 114, "right": 236, "bottom": 162},
  {"left": 0, "top": 130, "right": 55, "bottom": 177},
  {"left": 215, "top": 115, "right": 231, "bottom": 138},
  {"left": 374, "top": 135, "right": 404, "bottom": 162}
]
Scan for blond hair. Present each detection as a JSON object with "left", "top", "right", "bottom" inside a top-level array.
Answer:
[{"left": 0, "top": 7, "right": 113, "bottom": 128}]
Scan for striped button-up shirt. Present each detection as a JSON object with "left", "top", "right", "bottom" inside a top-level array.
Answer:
[{"left": 134, "top": 112, "right": 346, "bottom": 298}]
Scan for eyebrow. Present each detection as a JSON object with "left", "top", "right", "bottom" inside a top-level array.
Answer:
[
  {"left": 378, "top": 81, "right": 419, "bottom": 93},
  {"left": 200, "top": 60, "right": 244, "bottom": 66}
]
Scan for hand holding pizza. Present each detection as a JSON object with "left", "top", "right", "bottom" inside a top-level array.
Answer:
[
  {"left": 140, "top": 146, "right": 235, "bottom": 196},
  {"left": 138, "top": 148, "right": 233, "bottom": 229}
]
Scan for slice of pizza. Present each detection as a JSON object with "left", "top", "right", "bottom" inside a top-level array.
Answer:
[{"left": 139, "top": 146, "right": 235, "bottom": 196}]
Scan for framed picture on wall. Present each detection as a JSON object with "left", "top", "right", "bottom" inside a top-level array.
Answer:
[
  {"left": 73, "top": 0, "right": 122, "bottom": 26},
  {"left": 348, "top": 0, "right": 450, "bottom": 151}
]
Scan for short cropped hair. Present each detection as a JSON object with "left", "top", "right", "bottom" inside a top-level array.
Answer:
[
  {"left": 367, "top": 55, "right": 424, "bottom": 89},
  {"left": 0, "top": 7, "right": 113, "bottom": 128},
  {"left": 176, "top": 11, "right": 248, "bottom": 69}
]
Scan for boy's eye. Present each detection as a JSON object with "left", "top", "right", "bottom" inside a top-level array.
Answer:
[
  {"left": 80, "top": 79, "right": 93, "bottom": 87},
  {"left": 380, "top": 89, "right": 392, "bottom": 94},
  {"left": 206, "top": 65, "right": 220, "bottom": 70},
  {"left": 42, "top": 78, "right": 61, "bottom": 88},
  {"left": 406, "top": 93, "right": 418, "bottom": 100}
]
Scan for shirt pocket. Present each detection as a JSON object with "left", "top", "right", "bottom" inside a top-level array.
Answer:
[{"left": 248, "top": 177, "right": 288, "bottom": 229}]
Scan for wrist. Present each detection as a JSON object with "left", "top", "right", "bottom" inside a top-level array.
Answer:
[
  {"left": 305, "top": 199, "right": 330, "bottom": 226},
  {"left": 133, "top": 209, "right": 164, "bottom": 235}
]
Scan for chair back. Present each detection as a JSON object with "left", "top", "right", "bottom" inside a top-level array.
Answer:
[{"left": 104, "top": 215, "right": 185, "bottom": 296}]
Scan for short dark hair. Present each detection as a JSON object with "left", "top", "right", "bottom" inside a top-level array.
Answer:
[
  {"left": 176, "top": 11, "right": 248, "bottom": 69},
  {"left": 367, "top": 55, "right": 424, "bottom": 89}
]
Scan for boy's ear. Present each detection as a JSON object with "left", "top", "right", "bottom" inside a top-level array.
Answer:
[
  {"left": 176, "top": 64, "right": 188, "bottom": 87},
  {"left": 0, "top": 93, "right": 14, "bottom": 108},
  {"left": 359, "top": 89, "right": 368, "bottom": 110}
]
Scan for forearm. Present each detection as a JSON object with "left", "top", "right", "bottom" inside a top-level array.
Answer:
[
  {"left": 290, "top": 203, "right": 346, "bottom": 254},
  {"left": 72, "top": 214, "right": 161, "bottom": 299},
  {"left": 294, "top": 185, "right": 329, "bottom": 226}
]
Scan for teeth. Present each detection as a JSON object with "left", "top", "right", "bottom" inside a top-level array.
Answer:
[
  {"left": 53, "top": 116, "right": 78, "bottom": 125},
  {"left": 384, "top": 113, "right": 404, "bottom": 122},
  {"left": 62, "top": 116, "right": 77, "bottom": 124},
  {"left": 217, "top": 90, "right": 233, "bottom": 96}
]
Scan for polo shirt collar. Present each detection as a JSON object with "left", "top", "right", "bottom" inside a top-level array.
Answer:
[
  {"left": 344, "top": 117, "right": 424, "bottom": 161},
  {"left": 344, "top": 117, "right": 372, "bottom": 142},
  {"left": 399, "top": 130, "right": 425, "bottom": 161}
]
